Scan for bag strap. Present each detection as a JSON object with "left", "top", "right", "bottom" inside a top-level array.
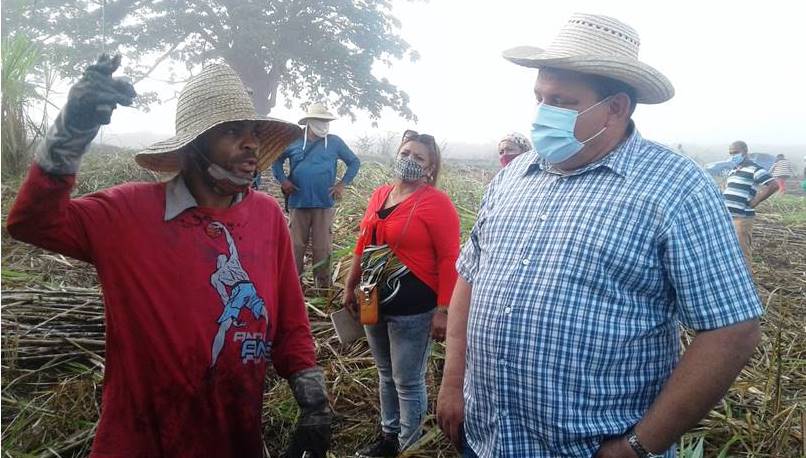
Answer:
[
  {"left": 391, "top": 186, "right": 425, "bottom": 251},
  {"left": 289, "top": 137, "right": 324, "bottom": 179}
]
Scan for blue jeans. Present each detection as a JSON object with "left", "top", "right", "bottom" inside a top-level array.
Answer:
[
  {"left": 462, "top": 425, "right": 479, "bottom": 458},
  {"left": 365, "top": 310, "right": 434, "bottom": 450}
]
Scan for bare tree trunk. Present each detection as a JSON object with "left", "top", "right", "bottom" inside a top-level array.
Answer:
[{"left": 227, "top": 57, "right": 287, "bottom": 115}]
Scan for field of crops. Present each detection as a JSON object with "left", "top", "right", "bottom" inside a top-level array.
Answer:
[{"left": 1, "top": 150, "right": 805, "bottom": 457}]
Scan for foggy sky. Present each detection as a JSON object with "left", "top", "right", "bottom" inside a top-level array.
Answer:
[{"left": 94, "top": 0, "right": 805, "bottom": 154}]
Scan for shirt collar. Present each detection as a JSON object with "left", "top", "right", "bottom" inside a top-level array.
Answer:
[
  {"left": 164, "top": 174, "right": 243, "bottom": 221},
  {"left": 524, "top": 122, "right": 641, "bottom": 179}
]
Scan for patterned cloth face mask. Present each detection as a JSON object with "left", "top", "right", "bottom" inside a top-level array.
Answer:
[{"left": 393, "top": 156, "right": 425, "bottom": 182}]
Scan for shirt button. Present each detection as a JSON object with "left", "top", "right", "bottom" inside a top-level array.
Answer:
[
  {"left": 500, "top": 409, "right": 509, "bottom": 417},
  {"left": 504, "top": 306, "right": 512, "bottom": 315},
  {"left": 521, "top": 258, "right": 530, "bottom": 266},
  {"left": 540, "top": 213, "right": 548, "bottom": 221}
]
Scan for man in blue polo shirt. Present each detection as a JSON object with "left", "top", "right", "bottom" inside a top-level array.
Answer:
[
  {"left": 272, "top": 103, "right": 360, "bottom": 289},
  {"left": 437, "top": 13, "right": 763, "bottom": 458},
  {"left": 722, "top": 140, "right": 778, "bottom": 262}
]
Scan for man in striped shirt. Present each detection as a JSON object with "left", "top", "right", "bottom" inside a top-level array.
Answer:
[
  {"left": 722, "top": 140, "right": 778, "bottom": 261},
  {"left": 769, "top": 154, "right": 796, "bottom": 194}
]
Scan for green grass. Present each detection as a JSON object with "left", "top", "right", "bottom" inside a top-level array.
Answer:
[
  {"left": 767, "top": 194, "right": 806, "bottom": 226},
  {"left": 3, "top": 151, "right": 804, "bottom": 457}
]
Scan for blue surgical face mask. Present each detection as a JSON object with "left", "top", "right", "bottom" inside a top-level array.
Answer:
[
  {"left": 530, "top": 97, "right": 610, "bottom": 165},
  {"left": 729, "top": 154, "right": 743, "bottom": 166}
]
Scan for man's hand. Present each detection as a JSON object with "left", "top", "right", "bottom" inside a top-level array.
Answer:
[
  {"left": 284, "top": 367, "right": 333, "bottom": 458},
  {"left": 65, "top": 54, "right": 137, "bottom": 131},
  {"left": 595, "top": 437, "right": 637, "bottom": 458},
  {"left": 329, "top": 182, "right": 345, "bottom": 200},
  {"left": 281, "top": 179, "right": 299, "bottom": 196},
  {"left": 750, "top": 181, "right": 780, "bottom": 208},
  {"left": 431, "top": 311, "right": 447, "bottom": 341},
  {"left": 283, "top": 424, "right": 330, "bottom": 458},
  {"left": 436, "top": 379, "right": 464, "bottom": 449},
  {"left": 36, "top": 54, "right": 137, "bottom": 175}
]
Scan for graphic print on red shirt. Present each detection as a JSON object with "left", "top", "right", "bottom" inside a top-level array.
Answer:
[{"left": 205, "top": 221, "right": 270, "bottom": 368}]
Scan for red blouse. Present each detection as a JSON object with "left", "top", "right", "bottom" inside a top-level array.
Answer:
[{"left": 354, "top": 184, "right": 461, "bottom": 306}]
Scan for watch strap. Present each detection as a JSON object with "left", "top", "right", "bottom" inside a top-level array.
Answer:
[{"left": 627, "top": 432, "right": 663, "bottom": 458}]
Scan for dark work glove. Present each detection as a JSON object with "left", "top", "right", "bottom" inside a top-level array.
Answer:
[
  {"left": 64, "top": 53, "right": 137, "bottom": 130},
  {"left": 36, "top": 54, "right": 137, "bottom": 175},
  {"left": 282, "top": 367, "right": 333, "bottom": 458}
]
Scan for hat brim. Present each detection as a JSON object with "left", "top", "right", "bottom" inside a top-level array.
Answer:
[
  {"left": 298, "top": 114, "right": 337, "bottom": 124},
  {"left": 134, "top": 117, "right": 302, "bottom": 173},
  {"left": 502, "top": 46, "right": 674, "bottom": 104}
]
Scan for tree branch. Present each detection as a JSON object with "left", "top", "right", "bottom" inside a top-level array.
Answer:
[{"left": 133, "top": 41, "right": 182, "bottom": 84}]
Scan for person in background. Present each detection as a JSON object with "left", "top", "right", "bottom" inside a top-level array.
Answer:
[
  {"left": 437, "top": 14, "right": 762, "bottom": 458},
  {"left": 344, "top": 130, "right": 460, "bottom": 457},
  {"left": 497, "top": 132, "right": 532, "bottom": 167},
  {"left": 272, "top": 103, "right": 361, "bottom": 290},
  {"left": 769, "top": 153, "right": 795, "bottom": 194},
  {"left": 7, "top": 58, "right": 332, "bottom": 458},
  {"left": 723, "top": 140, "right": 779, "bottom": 262}
]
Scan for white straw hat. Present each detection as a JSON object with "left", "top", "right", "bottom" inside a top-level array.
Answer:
[
  {"left": 298, "top": 102, "right": 337, "bottom": 124},
  {"left": 135, "top": 64, "right": 302, "bottom": 172},
  {"left": 502, "top": 13, "right": 674, "bottom": 104}
]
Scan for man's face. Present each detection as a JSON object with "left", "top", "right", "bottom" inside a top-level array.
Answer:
[
  {"left": 728, "top": 145, "right": 746, "bottom": 157},
  {"left": 203, "top": 120, "right": 260, "bottom": 180},
  {"left": 534, "top": 69, "right": 611, "bottom": 146}
]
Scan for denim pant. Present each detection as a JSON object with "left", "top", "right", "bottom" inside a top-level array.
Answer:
[
  {"left": 462, "top": 425, "right": 479, "bottom": 458},
  {"left": 364, "top": 310, "right": 434, "bottom": 450}
]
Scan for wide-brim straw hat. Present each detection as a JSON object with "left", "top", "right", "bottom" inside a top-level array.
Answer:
[
  {"left": 298, "top": 102, "right": 337, "bottom": 124},
  {"left": 135, "top": 64, "right": 301, "bottom": 172},
  {"left": 502, "top": 13, "right": 674, "bottom": 104}
]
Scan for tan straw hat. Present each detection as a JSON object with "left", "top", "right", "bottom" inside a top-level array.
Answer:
[
  {"left": 298, "top": 102, "right": 337, "bottom": 124},
  {"left": 135, "top": 64, "right": 302, "bottom": 172},
  {"left": 502, "top": 13, "right": 674, "bottom": 104}
]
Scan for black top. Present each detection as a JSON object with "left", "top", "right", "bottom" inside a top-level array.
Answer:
[{"left": 371, "top": 203, "right": 437, "bottom": 316}]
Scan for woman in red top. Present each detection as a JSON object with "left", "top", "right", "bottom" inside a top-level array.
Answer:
[{"left": 344, "top": 131, "right": 461, "bottom": 457}]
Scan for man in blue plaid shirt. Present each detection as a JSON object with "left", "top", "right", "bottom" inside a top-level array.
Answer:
[{"left": 437, "top": 13, "right": 763, "bottom": 458}]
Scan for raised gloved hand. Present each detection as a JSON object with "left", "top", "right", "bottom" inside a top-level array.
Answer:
[
  {"left": 282, "top": 367, "right": 333, "bottom": 458},
  {"left": 64, "top": 54, "right": 137, "bottom": 130},
  {"left": 36, "top": 54, "right": 136, "bottom": 175}
]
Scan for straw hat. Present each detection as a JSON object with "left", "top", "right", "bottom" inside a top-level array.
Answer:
[
  {"left": 502, "top": 13, "right": 674, "bottom": 104},
  {"left": 135, "top": 64, "right": 302, "bottom": 172},
  {"left": 298, "top": 102, "right": 337, "bottom": 124}
]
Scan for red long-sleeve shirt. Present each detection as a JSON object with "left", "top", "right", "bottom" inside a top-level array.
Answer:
[
  {"left": 7, "top": 164, "right": 315, "bottom": 458},
  {"left": 354, "top": 184, "right": 460, "bottom": 306}
]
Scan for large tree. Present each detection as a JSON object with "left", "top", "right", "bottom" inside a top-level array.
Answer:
[{"left": 2, "top": 0, "right": 416, "bottom": 119}]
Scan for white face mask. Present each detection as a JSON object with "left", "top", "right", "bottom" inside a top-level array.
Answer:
[{"left": 307, "top": 120, "right": 330, "bottom": 138}]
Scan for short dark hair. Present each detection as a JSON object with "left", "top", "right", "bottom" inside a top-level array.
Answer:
[
  {"left": 730, "top": 140, "right": 749, "bottom": 154},
  {"left": 586, "top": 73, "right": 637, "bottom": 109},
  {"left": 540, "top": 67, "right": 637, "bottom": 114}
]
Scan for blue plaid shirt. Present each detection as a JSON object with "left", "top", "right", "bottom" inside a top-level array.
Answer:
[{"left": 457, "top": 127, "right": 763, "bottom": 457}]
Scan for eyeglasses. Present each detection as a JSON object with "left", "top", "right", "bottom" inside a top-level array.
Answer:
[
  {"left": 402, "top": 129, "right": 418, "bottom": 142},
  {"left": 401, "top": 129, "right": 436, "bottom": 148}
]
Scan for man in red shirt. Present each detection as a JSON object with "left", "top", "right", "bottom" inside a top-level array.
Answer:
[{"left": 7, "top": 55, "right": 332, "bottom": 458}]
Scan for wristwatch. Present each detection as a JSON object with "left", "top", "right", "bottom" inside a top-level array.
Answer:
[{"left": 627, "top": 432, "right": 663, "bottom": 458}]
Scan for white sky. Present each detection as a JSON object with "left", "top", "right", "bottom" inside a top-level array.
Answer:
[{"left": 97, "top": 0, "right": 806, "bottom": 153}]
